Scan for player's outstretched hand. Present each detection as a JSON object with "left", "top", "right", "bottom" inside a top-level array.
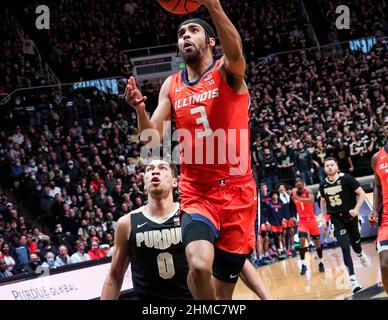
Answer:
[
  {"left": 124, "top": 77, "right": 147, "bottom": 111},
  {"left": 368, "top": 211, "right": 378, "bottom": 228}
]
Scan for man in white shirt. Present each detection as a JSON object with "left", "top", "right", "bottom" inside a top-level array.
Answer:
[
  {"left": 70, "top": 241, "right": 91, "bottom": 264},
  {"left": 11, "top": 127, "right": 24, "bottom": 145}
]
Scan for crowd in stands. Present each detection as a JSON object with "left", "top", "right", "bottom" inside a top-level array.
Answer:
[
  {"left": 248, "top": 40, "right": 387, "bottom": 188},
  {"left": 14, "top": 0, "right": 311, "bottom": 82},
  {"left": 306, "top": 0, "right": 388, "bottom": 44},
  {"left": 0, "top": 94, "right": 146, "bottom": 278},
  {"left": 0, "top": 7, "right": 49, "bottom": 96},
  {"left": 0, "top": 1, "right": 387, "bottom": 279},
  {"left": 0, "top": 194, "right": 112, "bottom": 279}
]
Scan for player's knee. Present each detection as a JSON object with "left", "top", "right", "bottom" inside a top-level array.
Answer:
[{"left": 188, "top": 255, "right": 212, "bottom": 278}]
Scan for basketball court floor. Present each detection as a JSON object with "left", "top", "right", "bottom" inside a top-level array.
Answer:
[{"left": 233, "top": 241, "right": 388, "bottom": 300}]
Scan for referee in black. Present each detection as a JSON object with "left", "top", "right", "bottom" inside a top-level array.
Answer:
[{"left": 319, "top": 157, "right": 370, "bottom": 294}]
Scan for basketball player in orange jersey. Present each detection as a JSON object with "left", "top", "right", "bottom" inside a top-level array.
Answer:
[
  {"left": 125, "top": 0, "right": 256, "bottom": 299},
  {"left": 369, "top": 115, "right": 388, "bottom": 294},
  {"left": 292, "top": 178, "right": 325, "bottom": 275}
]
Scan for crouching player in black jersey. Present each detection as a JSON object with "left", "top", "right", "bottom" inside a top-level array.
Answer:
[
  {"left": 101, "top": 159, "right": 272, "bottom": 300},
  {"left": 319, "top": 158, "right": 370, "bottom": 294}
]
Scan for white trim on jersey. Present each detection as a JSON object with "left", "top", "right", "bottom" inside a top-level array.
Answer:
[
  {"left": 377, "top": 241, "right": 388, "bottom": 253},
  {"left": 130, "top": 202, "right": 180, "bottom": 225},
  {"left": 325, "top": 172, "right": 345, "bottom": 184}
]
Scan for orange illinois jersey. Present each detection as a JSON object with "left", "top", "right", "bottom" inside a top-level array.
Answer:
[
  {"left": 375, "top": 147, "right": 388, "bottom": 216},
  {"left": 168, "top": 59, "right": 252, "bottom": 183},
  {"left": 293, "top": 189, "right": 315, "bottom": 221}
]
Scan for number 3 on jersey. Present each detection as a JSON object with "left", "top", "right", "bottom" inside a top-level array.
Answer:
[{"left": 190, "top": 106, "right": 212, "bottom": 138}]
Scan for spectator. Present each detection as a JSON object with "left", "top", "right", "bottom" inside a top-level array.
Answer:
[
  {"left": 1, "top": 242, "right": 16, "bottom": 273},
  {"left": 350, "top": 134, "right": 370, "bottom": 177},
  {"left": 70, "top": 241, "right": 91, "bottom": 264},
  {"left": 29, "top": 253, "right": 42, "bottom": 272},
  {"left": 38, "top": 236, "right": 59, "bottom": 258},
  {"left": 41, "top": 252, "right": 56, "bottom": 269},
  {"left": 10, "top": 234, "right": 31, "bottom": 273},
  {"left": 26, "top": 232, "right": 38, "bottom": 254},
  {"left": 277, "top": 145, "right": 296, "bottom": 186},
  {"left": 261, "top": 148, "right": 279, "bottom": 191},
  {"left": 330, "top": 140, "right": 354, "bottom": 174},
  {"left": 78, "top": 220, "right": 90, "bottom": 243},
  {"left": 312, "top": 140, "right": 327, "bottom": 183},
  {"left": 295, "top": 142, "right": 314, "bottom": 185},
  {"left": 87, "top": 240, "right": 106, "bottom": 261},
  {"left": 54, "top": 245, "right": 71, "bottom": 267},
  {"left": 0, "top": 259, "right": 13, "bottom": 279}
]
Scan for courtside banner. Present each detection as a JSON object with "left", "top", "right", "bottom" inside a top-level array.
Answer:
[{"left": 0, "top": 262, "right": 133, "bottom": 300}]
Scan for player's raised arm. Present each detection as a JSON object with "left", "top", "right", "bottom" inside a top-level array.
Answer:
[
  {"left": 101, "top": 215, "right": 131, "bottom": 300},
  {"left": 370, "top": 152, "right": 382, "bottom": 227},
  {"left": 125, "top": 76, "right": 172, "bottom": 145},
  {"left": 199, "top": 0, "right": 246, "bottom": 78}
]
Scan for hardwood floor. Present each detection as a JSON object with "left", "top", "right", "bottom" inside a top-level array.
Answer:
[{"left": 233, "top": 242, "right": 386, "bottom": 300}]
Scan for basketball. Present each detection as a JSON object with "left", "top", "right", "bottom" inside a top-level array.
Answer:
[{"left": 157, "top": 0, "right": 201, "bottom": 15}]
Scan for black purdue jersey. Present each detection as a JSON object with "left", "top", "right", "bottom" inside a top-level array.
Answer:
[
  {"left": 128, "top": 203, "right": 192, "bottom": 300},
  {"left": 319, "top": 173, "right": 360, "bottom": 216}
]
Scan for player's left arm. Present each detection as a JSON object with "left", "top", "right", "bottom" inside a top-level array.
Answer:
[
  {"left": 348, "top": 175, "right": 366, "bottom": 217},
  {"left": 199, "top": 0, "right": 247, "bottom": 90},
  {"left": 351, "top": 186, "right": 366, "bottom": 217}
]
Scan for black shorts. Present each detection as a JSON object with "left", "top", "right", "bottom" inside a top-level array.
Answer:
[
  {"left": 331, "top": 213, "right": 361, "bottom": 242},
  {"left": 181, "top": 212, "right": 248, "bottom": 284}
]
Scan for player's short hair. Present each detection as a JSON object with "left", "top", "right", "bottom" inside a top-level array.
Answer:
[
  {"left": 178, "top": 18, "right": 216, "bottom": 43},
  {"left": 295, "top": 177, "right": 304, "bottom": 183},
  {"left": 324, "top": 157, "right": 338, "bottom": 164},
  {"left": 145, "top": 158, "right": 178, "bottom": 178}
]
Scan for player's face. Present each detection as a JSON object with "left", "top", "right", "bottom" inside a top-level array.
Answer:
[
  {"left": 271, "top": 193, "right": 278, "bottom": 202},
  {"left": 278, "top": 185, "right": 286, "bottom": 193},
  {"left": 295, "top": 179, "right": 304, "bottom": 191},
  {"left": 324, "top": 160, "right": 338, "bottom": 176},
  {"left": 144, "top": 160, "right": 177, "bottom": 196},
  {"left": 177, "top": 23, "right": 212, "bottom": 64}
]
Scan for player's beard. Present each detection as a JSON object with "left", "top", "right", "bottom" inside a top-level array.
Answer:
[{"left": 180, "top": 44, "right": 202, "bottom": 64}]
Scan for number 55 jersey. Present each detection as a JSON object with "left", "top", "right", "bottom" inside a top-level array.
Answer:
[{"left": 319, "top": 173, "right": 361, "bottom": 219}]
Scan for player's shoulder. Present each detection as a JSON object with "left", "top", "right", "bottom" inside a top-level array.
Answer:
[
  {"left": 305, "top": 187, "right": 313, "bottom": 194},
  {"left": 117, "top": 206, "right": 146, "bottom": 229},
  {"left": 339, "top": 172, "right": 352, "bottom": 180},
  {"left": 129, "top": 205, "right": 146, "bottom": 216}
]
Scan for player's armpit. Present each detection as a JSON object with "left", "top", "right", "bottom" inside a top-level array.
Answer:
[{"left": 218, "top": 56, "right": 247, "bottom": 94}]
